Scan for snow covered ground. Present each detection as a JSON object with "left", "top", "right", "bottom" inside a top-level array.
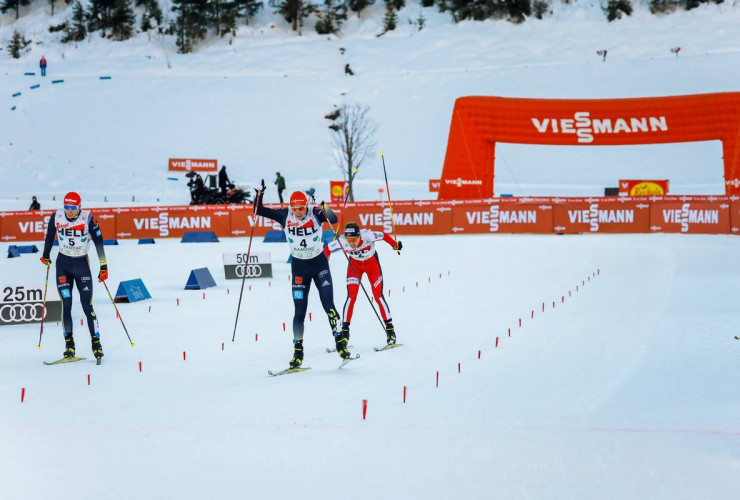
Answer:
[{"left": 1, "top": 234, "right": 740, "bottom": 498}]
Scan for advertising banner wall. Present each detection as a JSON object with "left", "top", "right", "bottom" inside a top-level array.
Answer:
[{"left": 2, "top": 197, "right": 738, "bottom": 241}]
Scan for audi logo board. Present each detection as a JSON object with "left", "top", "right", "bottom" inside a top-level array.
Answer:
[
  {"left": 222, "top": 252, "right": 273, "bottom": 280},
  {"left": 0, "top": 284, "right": 62, "bottom": 326}
]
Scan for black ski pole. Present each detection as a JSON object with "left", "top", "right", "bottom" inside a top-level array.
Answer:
[
  {"left": 101, "top": 280, "right": 135, "bottom": 347},
  {"left": 232, "top": 189, "right": 263, "bottom": 342},
  {"left": 36, "top": 263, "right": 51, "bottom": 349}
]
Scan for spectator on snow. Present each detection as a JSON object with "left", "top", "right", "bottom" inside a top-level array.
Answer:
[
  {"left": 275, "top": 172, "right": 286, "bottom": 203},
  {"left": 219, "top": 165, "right": 231, "bottom": 196},
  {"left": 40, "top": 56, "right": 47, "bottom": 77},
  {"left": 29, "top": 196, "right": 40, "bottom": 211}
]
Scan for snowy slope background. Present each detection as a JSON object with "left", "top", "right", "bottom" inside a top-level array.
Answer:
[
  {"left": 1, "top": 1, "right": 740, "bottom": 209},
  {"left": 1, "top": 2, "right": 740, "bottom": 499}
]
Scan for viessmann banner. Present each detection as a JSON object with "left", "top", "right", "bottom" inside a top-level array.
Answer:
[
  {"left": 1, "top": 197, "right": 738, "bottom": 240},
  {"left": 438, "top": 93, "right": 740, "bottom": 200}
]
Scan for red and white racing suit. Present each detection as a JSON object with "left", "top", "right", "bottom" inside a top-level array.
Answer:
[{"left": 324, "top": 229, "right": 397, "bottom": 323}]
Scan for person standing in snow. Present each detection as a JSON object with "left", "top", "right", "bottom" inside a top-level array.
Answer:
[
  {"left": 274, "top": 172, "right": 286, "bottom": 203},
  {"left": 29, "top": 196, "right": 40, "bottom": 210},
  {"left": 40, "top": 192, "right": 108, "bottom": 362},
  {"left": 254, "top": 180, "right": 349, "bottom": 368},
  {"left": 324, "top": 222, "right": 402, "bottom": 346},
  {"left": 218, "top": 165, "right": 231, "bottom": 196},
  {"left": 39, "top": 56, "right": 47, "bottom": 77}
]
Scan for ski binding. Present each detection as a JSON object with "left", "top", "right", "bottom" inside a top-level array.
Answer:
[{"left": 338, "top": 354, "right": 360, "bottom": 369}]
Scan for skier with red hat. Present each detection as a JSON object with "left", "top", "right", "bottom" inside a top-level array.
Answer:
[
  {"left": 40, "top": 192, "right": 108, "bottom": 363},
  {"left": 254, "top": 180, "right": 350, "bottom": 370}
]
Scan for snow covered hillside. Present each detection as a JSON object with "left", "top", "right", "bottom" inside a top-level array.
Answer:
[{"left": 2, "top": 1, "right": 740, "bottom": 210}]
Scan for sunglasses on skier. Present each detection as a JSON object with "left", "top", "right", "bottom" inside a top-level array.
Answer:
[{"left": 64, "top": 205, "right": 79, "bottom": 211}]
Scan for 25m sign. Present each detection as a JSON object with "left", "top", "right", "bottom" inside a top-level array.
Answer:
[{"left": 0, "top": 285, "right": 62, "bottom": 326}]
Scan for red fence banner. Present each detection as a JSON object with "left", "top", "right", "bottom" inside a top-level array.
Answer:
[
  {"left": 168, "top": 158, "right": 218, "bottom": 172},
  {"left": 619, "top": 180, "right": 670, "bottom": 196},
  {"left": 2, "top": 197, "right": 738, "bottom": 241},
  {"left": 649, "top": 200, "right": 730, "bottom": 233},
  {"left": 451, "top": 203, "right": 553, "bottom": 233},
  {"left": 429, "top": 180, "right": 441, "bottom": 192},
  {"left": 114, "top": 206, "right": 231, "bottom": 239},
  {"left": 553, "top": 201, "right": 651, "bottom": 233}
]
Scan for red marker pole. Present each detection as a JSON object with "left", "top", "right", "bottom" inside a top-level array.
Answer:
[
  {"left": 519, "top": 318, "right": 522, "bottom": 327},
  {"left": 478, "top": 350, "right": 481, "bottom": 359},
  {"left": 495, "top": 337, "right": 499, "bottom": 348},
  {"left": 177, "top": 298, "right": 180, "bottom": 306},
  {"left": 457, "top": 362, "right": 461, "bottom": 373},
  {"left": 362, "top": 399, "right": 368, "bottom": 420},
  {"left": 255, "top": 333, "right": 258, "bottom": 342},
  {"left": 148, "top": 305, "right": 151, "bottom": 313},
  {"left": 202, "top": 292, "right": 205, "bottom": 299},
  {"left": 508, "top": 327, "right": 511, "bottom": 337},
  {"left": 183, "top": 351, "right": 186, "bottom": 361},
  {"left": 436, "top": 371, "right": 439, "bottom": 388},
  {"left": 87, "top": 374, "right": 91, "bottom": 386},
  {"left": 282, "top": 322, "right": 286, "bottom": 332},
  {"left": 139, "top": 361, "right": 142, "bottom": 372},
  {"left": 403, "top": 386, "right": 407, "bottom": 403},
  {"left": 222, "top": 342, "right": 224, "bottom": 351},
  {"left": 309, "top": 312, "right": 312, "bottom": 321},
  {"left": 21, "top": 388, "right": 25, "bottom": 403}
]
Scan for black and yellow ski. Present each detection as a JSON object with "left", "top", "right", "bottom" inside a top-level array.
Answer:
[
  {"left": 43, "top": 356, "right": 87, "bottom": 365},
  {"left": 268, "top": 367, "right": 312, "bottom": 377}
]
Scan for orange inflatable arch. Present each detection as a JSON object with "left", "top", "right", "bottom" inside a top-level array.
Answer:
[{"left": 438, "top": 93, "right": 740, "bottom": 200}]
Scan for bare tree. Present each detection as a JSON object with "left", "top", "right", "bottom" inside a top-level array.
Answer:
[{"left": 330, "top": 103, "right": 378, "bottom": 202}]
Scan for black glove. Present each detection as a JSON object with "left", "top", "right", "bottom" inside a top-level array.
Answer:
[
  {"left": 393, "top": 241, "right": 403, "bottom": 252},
  {"left": 319, "top": 201, "right": 329, "bottom": 211},
  {"left": 255, "top": 179, "right": 266, "bottom": 199}
]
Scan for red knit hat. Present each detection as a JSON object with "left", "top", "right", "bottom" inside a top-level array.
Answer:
[
  {"left": 63, "top": 191, "right": 81, "bottom": 207},
  {"left": 289, "top": 191, "right": 308, "bottom": 209}
]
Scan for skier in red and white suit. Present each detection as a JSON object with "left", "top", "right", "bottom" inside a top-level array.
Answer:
[{"left": 324, "top": 221, "right": 402, "bottom": 345}]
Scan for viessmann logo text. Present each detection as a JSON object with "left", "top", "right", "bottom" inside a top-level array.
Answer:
[
  {"left": 532, "top": 112, "right": 668, "bottom": 143},
  {"left": 444, "top": 178, "right": 484, "bottom": 188},
  {"left": 466, "top": 206, "right": 538, "bottom": 232},
  {"left": 663, "top": 203, "right": 719, "bottom": 233},
  {"left": 133, "top": 212, "right": 213, "bottom": 237},
  {"left": 568, "top": 204, "right": 635, "bottom": 232}
]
